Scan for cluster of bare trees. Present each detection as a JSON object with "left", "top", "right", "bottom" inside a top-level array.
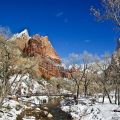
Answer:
[
  {"left": 66, "top": 51, "right": 120, "bottom": 105},
  {"left": 71, "top": 51, "right": 94, "bottom": 99},
  {"left": 90, "top": 0, "right": 120, "bottom": 105},
  {"left": 48, "top": 77, "right": 76, "bottom": 95},
  {"left": 94, "top": 53, "right": 111, "bottom": 103},
  {"left": 0, "top": 36, "right": 38, "bottom": 107},
  {"left": 109, "top": 50, "right": 120, "bottom": 105},
  {"left": 95, "top": 51, "right": 120, "bottom": 105},
  {"left": 49, "top": 50, "right": 120, "bottom": 105}
]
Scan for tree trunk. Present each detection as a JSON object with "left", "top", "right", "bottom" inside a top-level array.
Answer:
[
  {"left": 75, "top": 85, "right": 79, "bottom": 105},
  {"left": 104, "top": 87, "right": 112, "bottom": 104},
  {"left": 84, "top": 84, "right": 88, "bottom": 98},
  {"left": 0, "top": 98, "right": 3, "bottom": 108},
  {"left": 76, "top": 85, "right": 80, "bottom": 99},
  {"left": 102, "top": 89, "right": 105, "bottom": 103},
  {"left": 118, "top": 87, "right": 120, "bottom": 105},
  {"left": 102, "top": 81, "right": 112, "bottom": 104},
  {"left": 0, "top": 92, "right": 7, "bottom": 108},
  {"left": 115, "top": 86, "right": 117, "bottom": 104}
]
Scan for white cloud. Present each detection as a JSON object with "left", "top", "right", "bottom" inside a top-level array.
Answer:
[
  {"left": 56, "top": 11, "right": 69, "bottom": 23},
  {"left": 63, "top": 53, "right": 81, "bottom": 68},
  {"left": 62, "top": 51, "right": 95, "bottom": 68},
  {"left": 64, "top": 18, "right": 68, "bottom": 23},
  {"left": 56, "top": 11, "right": 64, "bottom": 17},
  {"left": 84, "top": 39, "right": 91, "bottom": 43}
]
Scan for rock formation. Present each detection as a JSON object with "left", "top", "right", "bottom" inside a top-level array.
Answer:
[
  {"left": 11, "top": 29, "right": 30, "bottom": 50},
  {"left": 23, "top": 34, "right": 61, "bottom": 64},
  {"left": 11, "top": 29, "right": 72, "bottom": 79}
]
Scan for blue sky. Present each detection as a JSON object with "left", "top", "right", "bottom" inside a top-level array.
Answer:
[{"left": 0, "top": 0, "right": 119, "bottom": 58}]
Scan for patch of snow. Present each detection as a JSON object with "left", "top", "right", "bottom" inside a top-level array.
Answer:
[
  {"left": 23, "top": 116, "right": 35, "bottom": 120},
  {"left": 3, "top": 100, "right": 20, "bottom": 108},
  {"left": 61, "top": 98, "right": 120, "bottom": 120},
  {"left": 10, "top": 29, "right": 30, "bottom": 40},
  {"left": 60, "top": 89, "right": 72, "bottom": 94},
  {"left": 0, "top": 100, "right": 23, "bottom": 120}
]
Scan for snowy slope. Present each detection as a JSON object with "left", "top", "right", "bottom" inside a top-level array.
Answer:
[{"left": 61, "top": 98, "right": 120, "bottom": 120}]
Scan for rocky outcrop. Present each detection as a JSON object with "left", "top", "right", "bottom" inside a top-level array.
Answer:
[
  {"left": 23, "top": 34, "right": 61, "bottom": 64},
  {"left": 11, "top": 29, "right": 71, "bottom": 79},
  {"left": 11, "top": 29, "right": 30, "bottom": 50},
  {"left": 23, "top": 34, "right": 63, "bottom": 79}
]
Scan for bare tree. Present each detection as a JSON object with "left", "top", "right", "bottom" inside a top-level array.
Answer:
[
  {"left": 71, "top": 51, "right": 94, "bottom": 101},
  {"left": 95, "top": 52, "right": 112, "bottom": 103},
  {"left": 91, "top": 0, "right": 120, "bottom": 104},
  {"left": 91, "top": 0, "right": 120, "bottom": 27},
  {"left": 109, "top": 48, "right": 120, "bottom": 105},
  {"left": 0, "top": 36, "right": 38, "bottom": 107}
]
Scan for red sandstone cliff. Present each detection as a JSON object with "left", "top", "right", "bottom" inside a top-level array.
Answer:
[
  {"left": 23, "top": 34, "right": 61, "bottom": 64},
  {"left": 11, "top": 29, "right": 71, "bottom": 79}
]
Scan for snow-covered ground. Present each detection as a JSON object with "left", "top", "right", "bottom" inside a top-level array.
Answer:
[
  {"left": 10, "top": 74, "right": 47, "bottom": 95},
  {"left": 2, "top": 74, "right": 120, "bottom": 120},
  {"left": 0, "top": 99, "right": 23, "bottom": 120},
  {"left": 0, "top": 97, "right": 48, "bottom": 120},
  {"left": 61, "top": 97, "right": 120, "bottom": 120},
  {"left": 0, "top": 75, "right": 51, "bottom": 120},
  {"left": 19, "top": 96, "right": 49, "bottom": 106}
]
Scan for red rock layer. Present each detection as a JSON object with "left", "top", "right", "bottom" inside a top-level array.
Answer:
[{"left": 22, "top": 34, "right": 72, "bottom": 79}]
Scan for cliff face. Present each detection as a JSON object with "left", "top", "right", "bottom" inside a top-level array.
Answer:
[
  {"left": 23, "top": 34, "right": 61, "bottom": 64},
  {"left": 12, "top": 29, "right": 71, "bottom": 79}
]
